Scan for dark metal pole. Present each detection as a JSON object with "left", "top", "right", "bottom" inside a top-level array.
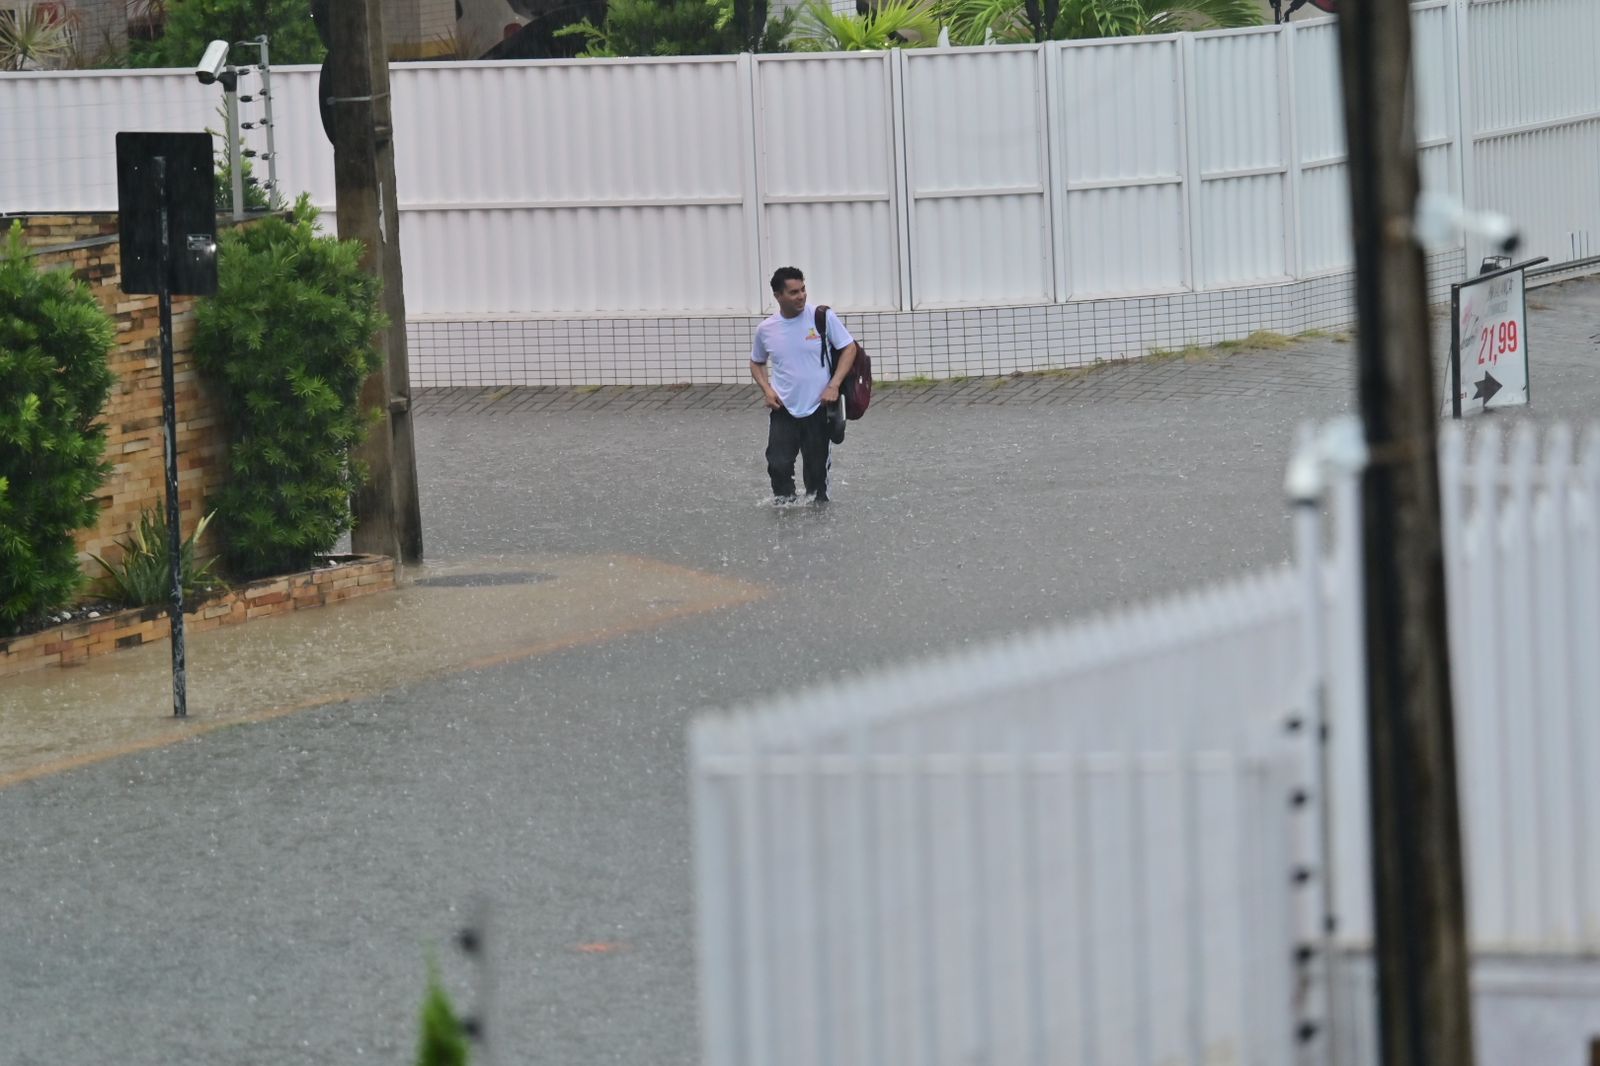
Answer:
[
  {"left": 155, "top": 156, "right": 188, "bottom": 719},
  {"left": 1451, "top": 285, "right": 1462, "bottom": 420},
  {"left": 1336, "top": 2, "right": 1473, "bottom": 1065}
]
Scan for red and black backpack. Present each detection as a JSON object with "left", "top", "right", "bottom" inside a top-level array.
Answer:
[{"left": 815, "top": 305, "right": 872, "bottom": 420}]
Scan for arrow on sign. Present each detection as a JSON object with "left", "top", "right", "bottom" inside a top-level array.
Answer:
[{"left": 1474, "top": 372, "right": 1503, "bottom": 404}]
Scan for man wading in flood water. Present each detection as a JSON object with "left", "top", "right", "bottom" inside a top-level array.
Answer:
[{"left": 749, "top": 266, "right": 859, "bottom": 504}]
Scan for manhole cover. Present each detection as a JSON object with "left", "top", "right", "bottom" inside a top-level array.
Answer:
[{"left": 413, "top": 572, "right": 556, "bottom": 589}]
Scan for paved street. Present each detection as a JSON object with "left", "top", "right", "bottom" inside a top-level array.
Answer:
[{"left": 2, "top": 276, "right": 1596, "bottom": 1065}]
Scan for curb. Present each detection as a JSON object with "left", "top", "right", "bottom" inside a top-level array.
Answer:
[{"left": 0, "top": 555, "right": 396, "bottom": 679}]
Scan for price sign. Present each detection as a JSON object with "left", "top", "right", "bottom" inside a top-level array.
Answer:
[{"left": 1441, "top": 264, "right": 1532, "bottom": 418}]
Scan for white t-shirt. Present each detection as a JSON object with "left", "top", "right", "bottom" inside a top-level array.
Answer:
[{"left": 749, "top": 305, "right": 855, "bottom": 418}]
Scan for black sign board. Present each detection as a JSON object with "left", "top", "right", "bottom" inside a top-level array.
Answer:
[{"left": 115, "top": 132, "right": 218, "bottom": 297}]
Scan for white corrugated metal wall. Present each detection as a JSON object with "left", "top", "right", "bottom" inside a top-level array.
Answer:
[
  {"left": 1291, "top": 18, "right": 1350, "bottom": 276},
  {"left": 1054, "top": 37, "right": 1190, "bottom": 297},
  {"left": 2, "top": 69, "right": 224, "bottom": 212},
  {"left": 755, "top": 52, "right": 903, "bottom": 311},
  {"left": 1192, "top": 28, "right": 1292, "bottom": 288},
  {"left": 1465, "top": 0, "right": 1600, "bottom": 269},
  {"left": 396, "top": 57, "right": 757, "bottom": 314},
  {"left": 3, "top": 0, "right": 1596, "bottom": 315},
  {"left": 902, "top": 47, "right": 1053, "bottom": 307}
]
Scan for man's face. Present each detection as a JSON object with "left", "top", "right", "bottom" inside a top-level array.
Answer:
[{"left": 775, "top": 278, "right": 807, "bottom": 318}]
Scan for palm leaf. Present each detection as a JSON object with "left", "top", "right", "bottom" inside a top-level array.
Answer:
[
  {"left": 0, "top": 5, "right": 76, "bottom": 71},
  {"left": 938, "top": 0, "right": 1028, "bottom": 44},
  {"left": 1139, "top": 0, "right": 1263, "bottom": 31},
  {"left": 791, "top": 0, "right": 943, "bottom": 51},
  {"left": 935, "top": 0, "right": 1260, "bottom": 42},
  {"left": 1054, "top": 0, "right": 1145, "bottom": 37}
]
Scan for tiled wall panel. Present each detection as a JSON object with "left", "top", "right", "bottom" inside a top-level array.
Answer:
[{"left": 407, "top": 250, "right": 1465, "bottom": 387}]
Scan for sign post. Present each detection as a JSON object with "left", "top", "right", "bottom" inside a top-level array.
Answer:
[
  {"left": 1441, "top": 256, "right": 1547, "bottom": 419},
  {"left": 115, "top": 132, "right": 218, "bottom": 718}
]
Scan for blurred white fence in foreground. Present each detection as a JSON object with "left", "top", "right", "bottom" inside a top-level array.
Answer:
[{"left": 693, "top": 418, "right": 1600, "bottom": 1065}]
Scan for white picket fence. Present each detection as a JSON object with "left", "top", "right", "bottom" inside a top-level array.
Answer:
[
  {"left": 1327, "top": 421, "right": 1600, "bottom": 955},
  {"left": 691, "top": 573, "right": 1323, "bottom": 1066},
  {"left": 692, "top": 419, "right": 1600, "bottom": 1065},
  {"left": 4, "top": 0, "right": 1600, "bottom": 316}
]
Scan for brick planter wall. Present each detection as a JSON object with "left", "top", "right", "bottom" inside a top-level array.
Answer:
[{"left": 0, "top": 556, "right": 396, "bottom": 679}]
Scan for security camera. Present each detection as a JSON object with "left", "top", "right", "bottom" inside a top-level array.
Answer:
[
  {"left": 1413, "top": 191, "right": 1522, "bottom": 256},
  {"left": 1473, "top": 210, "right": 1522, "bottom": 256},
  {"left": 195, "top": 40, "right": 230, "bottom": 84}
]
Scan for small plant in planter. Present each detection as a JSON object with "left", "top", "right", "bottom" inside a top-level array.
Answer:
[{"left": 89, "top": 507, "right": 221, "bottom": 609}]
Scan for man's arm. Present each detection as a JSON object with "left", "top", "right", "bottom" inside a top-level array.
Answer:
[
  {"left": 820, "top": 342, "right": 858, "bottom": 404},
  {"left": 751, "top": 360, "right": 782, "bottom": 409}
]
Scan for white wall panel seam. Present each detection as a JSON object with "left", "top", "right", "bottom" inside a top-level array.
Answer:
[
  {"left": 395, "top": 54, "right": 739, "bottom": 71},
  {"left": 914, "top": 186, "right": 1047, "bottom": 200},
  {"left": 879, "top": 51, "right": 901, "bottom": 311},
  {"left": 891, "top": 47, "right": 913, "bottom": 312},
  {"left": 751, "top": 55, "right": 775, "bottom": 307},
  {"left": 1034, "top": 44, "right": 1059, "bottom": 309},
  {"left": 1199, "top": 165, "right": 1290, "bottom": 182},
  {"left": 1283, "top": 20, "right": 1305, "bottom": 281},
  {"left": 1472, "top": 111, "right": 1600, "bottom": 143},
  {"left": 1046, "top": 43, "right": 1070, "bottom": 304},
  {"left": 1179, "top": 34, "right": 1202, "bottom": 292},
  {"left": 1448, "top": 0, "right": 1472, "bottom": 278},
  {"left": 739, "top": 52, "right": 765, "bottom": 314},
  {"left": 1067, "top": 175, "right": 1184, "bottom": 192},
  {"left": 397, "top": 198, "right": 746, "bottom": 211},
  {"left": 764, "top": 194, "right": 893, "bottom": 204}
]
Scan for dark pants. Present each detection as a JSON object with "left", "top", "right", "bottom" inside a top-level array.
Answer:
[{"left": 766, "top": 407, "right": 831, "bottom": 499}]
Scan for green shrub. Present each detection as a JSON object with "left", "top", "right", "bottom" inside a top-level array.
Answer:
[
  {"left": 215, "top": 157, "right": 273, "bottom": 213},
  {"left": 193, "top": 197, "right": 384, "bottom": 581},
  {"left": 0, "top": 223, "right": 116, "bottom": 636},
  {"left": 128, "top": 0, "right": 325, "bottom": 68},
  {"left": 557, "top": 0, "right": 795, "bottom": 56},
  {"left": 208, "top": 116, "right": 274, "bottom": 213},
  {"left": 90, "top": 507, "right": 219, "bottom": 608}
]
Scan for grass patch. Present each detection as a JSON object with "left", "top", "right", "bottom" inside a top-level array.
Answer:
[
  {"left": 878, "top": 373, "right": 968, "bottom": 388},
  {"left": 1148, "top": 344, "right": 1209, "bottom": 362},
  {"left": 575, "top": 384, "right": 603, "bottom": 393},
  {"left": 1216, "top": 330, "right": 1295, "bottom": 352},
  {"left": 1030, "top": 358, "right": 1113, "bottom": 380}
]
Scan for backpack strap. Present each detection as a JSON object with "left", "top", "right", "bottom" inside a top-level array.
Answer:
[{"left": 815, "top": 305, "right": 833, "bottom": 372}]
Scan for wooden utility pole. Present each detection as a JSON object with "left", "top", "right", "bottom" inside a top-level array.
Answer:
[
  {"left": 367, "top": 0, "right": 425, "bottom": 565},
  {"left": 324, "top": 0, "right": 424, "bottom": 564},
  {"left": 1336, "top": 4, "right": 1475, "bottom": 1066}
]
